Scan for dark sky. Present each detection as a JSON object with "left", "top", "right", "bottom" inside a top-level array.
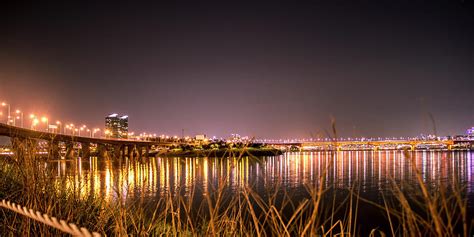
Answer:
[{"left": 0, "top": 1, "right": 473, "bottom": 139}]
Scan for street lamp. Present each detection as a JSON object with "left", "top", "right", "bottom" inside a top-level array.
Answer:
[
  {"left": 56, "top": 121, "right": 62, "bottom": 133},
  {"left": 79, "top": 125, "right": 87, "bottom": 136},
  {"left": 41, "top": 116, "right": 49, "bottom": 132},
  {"left": 66, "top": 124, "right": 75, "bottom": 135},
  {"left": 15, "top": 110, "right": 24, "bottom": 128},
  {"left": 92, "top": 128, "right": 100, "bottom": 138},
  {"left": 29, "top": 114, "right": 38, "bottom": 130},
  {"left": 1, "top": 102, "right": 10, "bottom": 125},
  {"left": 32, "top": 118, "right": 39, "bottom": 130},
  {"left": 69, "top": 124, "right": 75, "bottom": 135}
]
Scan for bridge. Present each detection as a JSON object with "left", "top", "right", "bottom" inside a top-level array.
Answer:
[
  {"left": 265, "top": 139, "right": 460, "bottom": 151},
  {"left": 0, "top": 123, "right": 174, "bottom": 159},
  {"left": 1, "top": 122, "right": 471, "bottom": 159}
]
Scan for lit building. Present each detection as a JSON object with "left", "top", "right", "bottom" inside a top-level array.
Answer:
[
  {"left": 467, "top": 127, "right": 474, "bottom": 136},
  {"left": 195, "top": 134, "right": 207, "bottom": 141},
  {"left": 105, "top": 113, "right": 129, "bottom": 138}
]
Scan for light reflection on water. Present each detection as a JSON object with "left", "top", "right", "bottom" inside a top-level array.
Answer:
[{"left": 49, "top": 151, "right": 474, "bottom": 206}]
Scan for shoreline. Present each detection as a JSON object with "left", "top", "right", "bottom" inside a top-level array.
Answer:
[{"left": 151, "top": 147, "right": 283, "bottom": 157}]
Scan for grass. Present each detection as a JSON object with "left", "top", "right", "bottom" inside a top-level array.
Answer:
[{"left": 0, "top": 138, "right": 472, "bottom": 236}]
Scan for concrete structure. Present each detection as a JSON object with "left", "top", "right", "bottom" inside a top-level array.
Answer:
[
  {"left": 0, "top": 123, "right": 173, "bottom": 160},
  {"left": 264, "top": 139, "right": 461, "bottom": 151}
]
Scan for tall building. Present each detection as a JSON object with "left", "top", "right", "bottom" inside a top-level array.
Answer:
[{"left": 105, "top": 113, "right": 129, "bottom": 138}]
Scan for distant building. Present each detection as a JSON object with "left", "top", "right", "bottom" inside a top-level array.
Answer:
[
  {"left": 105, "top": 113, "right": 129, "bottom": 138},
  {"left": 467, "top": 127, "right": 474, "bottom": 136},
  {"left": 195, "top": 134, "right": 207, "bottom": 141}
]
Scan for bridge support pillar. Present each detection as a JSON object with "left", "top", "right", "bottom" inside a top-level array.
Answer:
[
  {"left": 81, "top": 143, "right": 91, "bottom": 158},
  {"left": 411, "top": 145, "right": 415, "bottom": 151},
  {"left": 145, "top": 146, "right": 150, "bottom": 157},
  {"left": 65, "top": 142, "right": 75, "bottom": 159},
  {"left": 98, "top": 144, "right": 108, "bottom": 158},
  {"left": 127, "top": 145, "right": 133, "bottom": 158},
  {"left": 136, "top": 146, "right": 142, "bottom": 159},
  {"left": 120, "top": 145, "right": 126, "bottom": 158},
  {"left": 48, "top": 140, "right": 60, "bottom": 159},
  {"left": 113, "top": 144, "right": 122, "bottom": 158}
]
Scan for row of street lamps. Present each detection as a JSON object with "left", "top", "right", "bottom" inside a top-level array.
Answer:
[
  {"left": 3, "top": 100, "right": 200, "bottom": 141},
  {"left": 1, "top": 100, "right": 157, "bottom": 141},
  {"left": 1, "top": 100, "right": 102, "bottom": 138}
]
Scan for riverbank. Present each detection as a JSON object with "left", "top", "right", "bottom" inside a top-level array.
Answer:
[{"left": 151, "top": 147, "right": 283, "bottom": 157}]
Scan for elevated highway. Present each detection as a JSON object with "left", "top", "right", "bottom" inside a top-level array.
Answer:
[{"left": 0, "top": 123, "right": 174, "bottom": 158}]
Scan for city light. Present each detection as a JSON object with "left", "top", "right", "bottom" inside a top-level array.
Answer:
[
  {"left": 56, "top": 121, "right": 62, "bottom": 133},
  {"left": 1, "top": 102, "right": 10, "bottom": 125},
  {"left": 14, "top": 110, "right": 24, "bottom": 127},
  {"left": 92, "top": 128, "right": 100, "bottom": 138},
  {"left": 41, "top": 116, "right": 49, "bottom": 132},
  {"left": 29, "top": 114, "right": 38, "bottom": 130},
  {"left": 0, "top": 99, "right": 469, "bottom": 146}
]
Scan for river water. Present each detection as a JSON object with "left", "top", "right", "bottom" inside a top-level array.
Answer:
[{"left": 48, "top": 150, "right": 474, "bottom": 232}]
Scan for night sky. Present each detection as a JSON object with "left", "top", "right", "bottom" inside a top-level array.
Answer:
[{"left": 0, "top": 1, "right": 473, "bottom": 139}]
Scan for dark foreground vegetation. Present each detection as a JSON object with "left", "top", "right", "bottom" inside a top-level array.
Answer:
[{"left": 0, "top": 141, "right": 472, "bottom": 236}]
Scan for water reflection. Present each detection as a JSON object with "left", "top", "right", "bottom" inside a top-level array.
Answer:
[{"left": 49, "top": 151, "right": 474, "bottom": 206}]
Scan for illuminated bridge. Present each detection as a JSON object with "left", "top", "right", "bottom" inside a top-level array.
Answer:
[
  {"left": 265, "top": 139, "right": 460, "bottom": 151},
  {"left": 0, "top": 123, "right": 173, "bottom": 159}
]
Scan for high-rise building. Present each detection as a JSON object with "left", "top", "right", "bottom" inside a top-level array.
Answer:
[{"left": 105, "top": 113, "right": 129, "bottom": 138}]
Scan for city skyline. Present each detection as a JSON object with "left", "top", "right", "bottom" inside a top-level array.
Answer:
[
  {"left": 1, "top": 99, "right": 472, "bottom": 141},
  {"left": 1, "top": 1, "right": 473, "bottom": 138}
]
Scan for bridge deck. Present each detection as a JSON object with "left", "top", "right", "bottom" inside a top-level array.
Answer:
[{"left": 0, "top": 123, "right": 171, "bottom": 146}]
